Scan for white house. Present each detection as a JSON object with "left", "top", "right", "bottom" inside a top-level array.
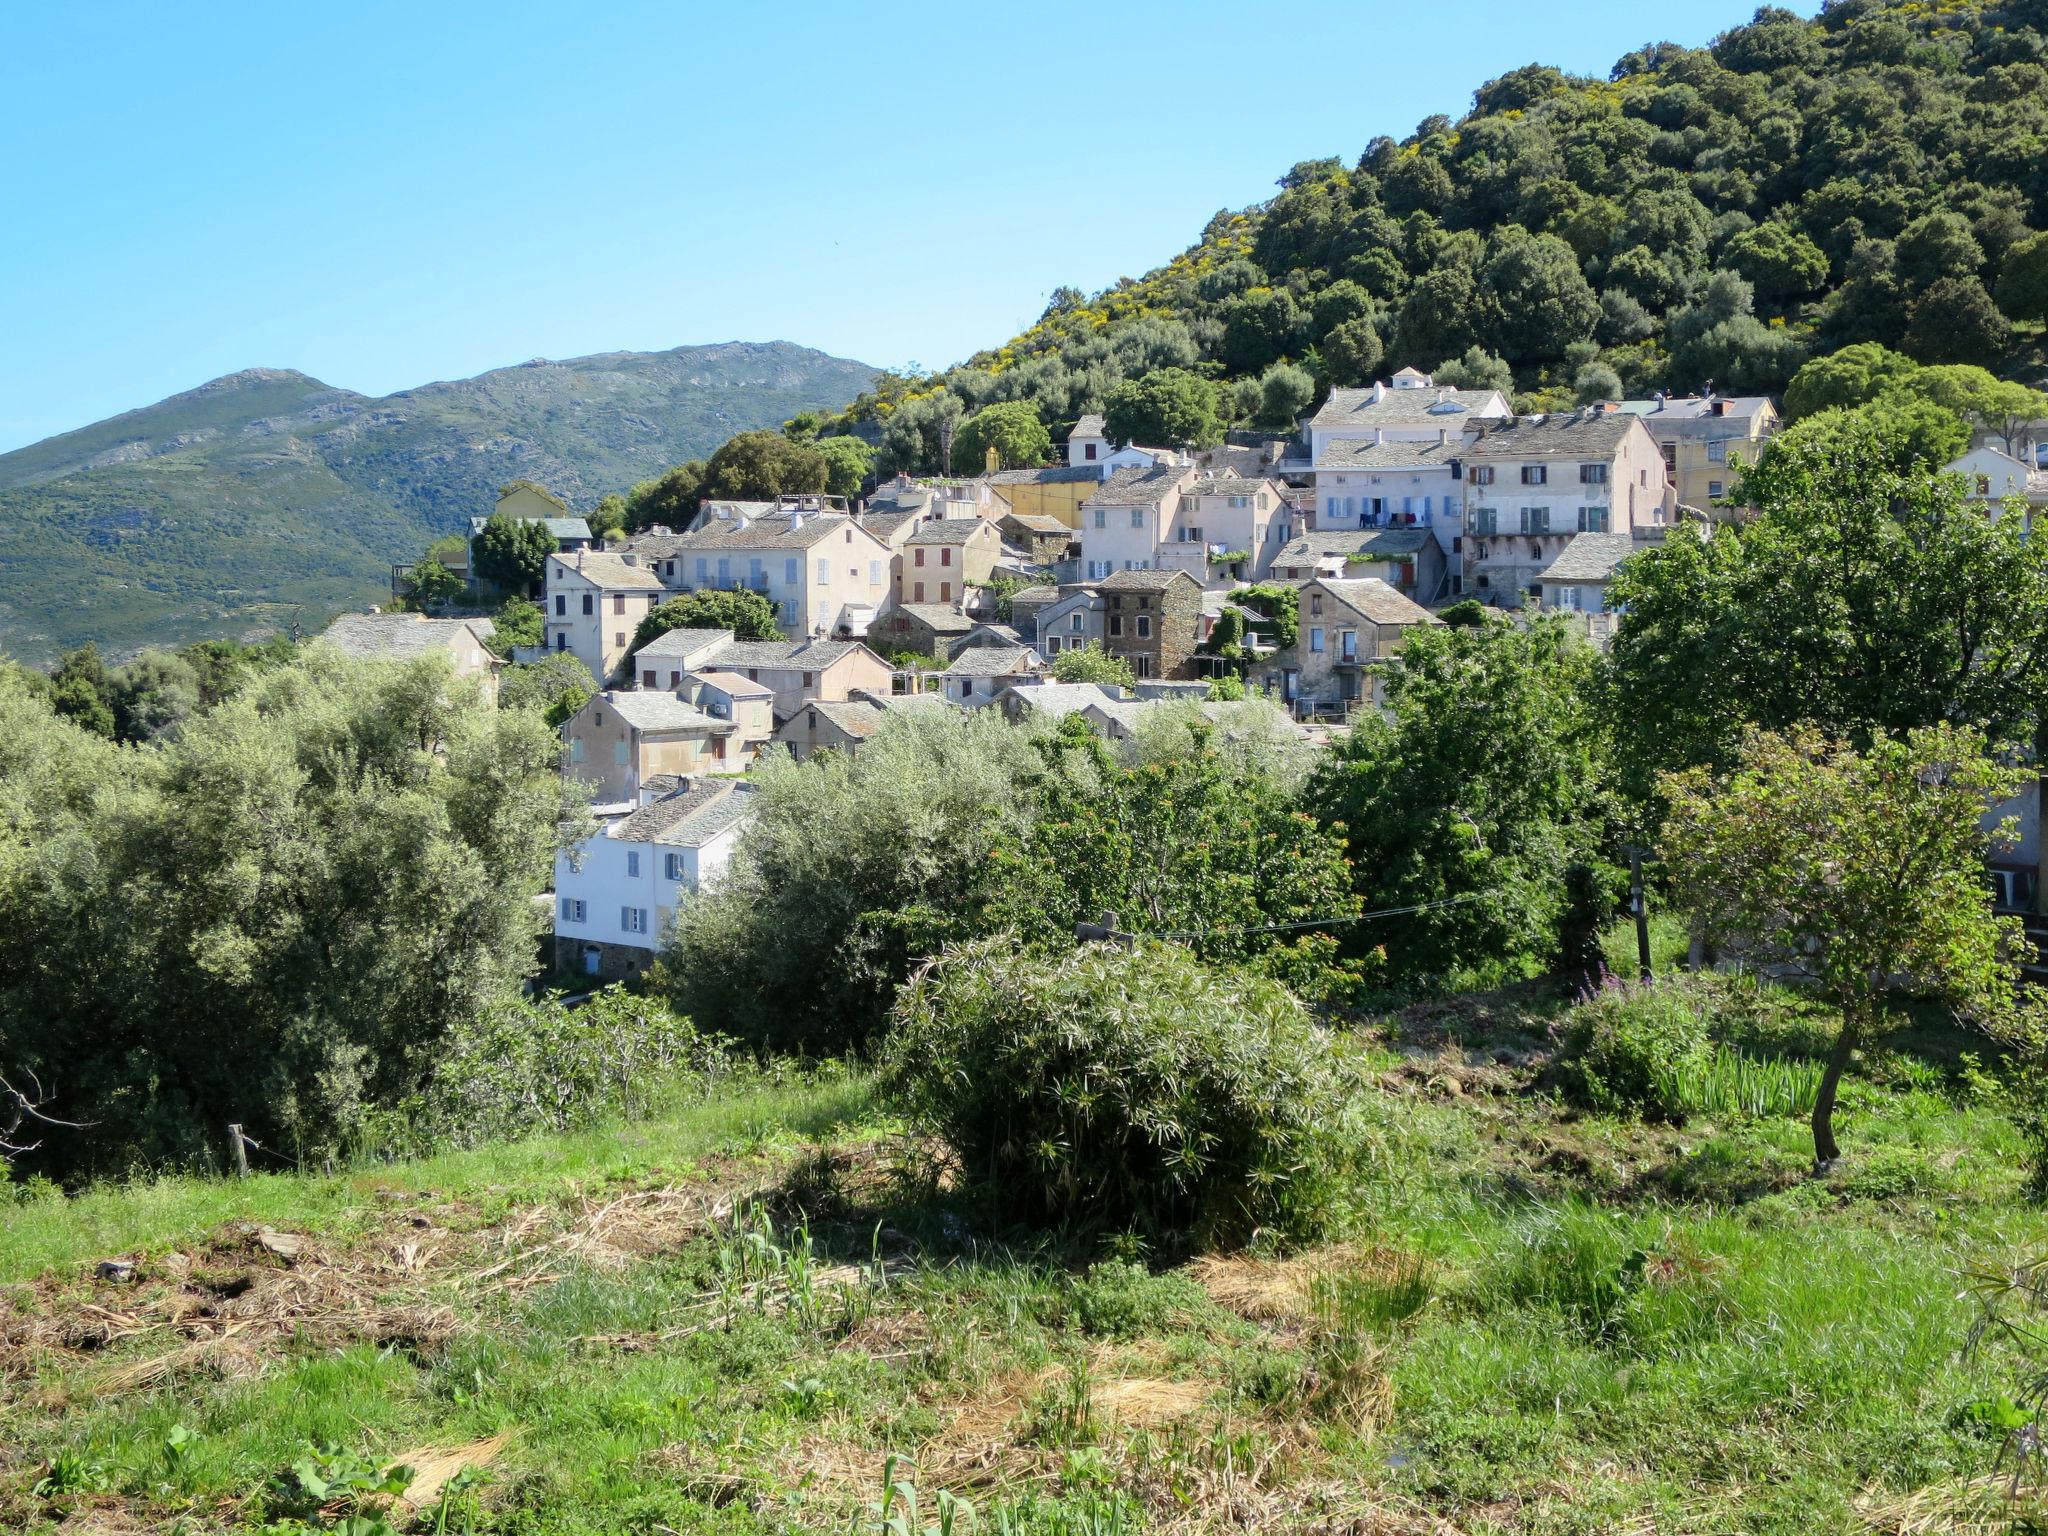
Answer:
[
  {"left": 543, "top": 551, "right": 669, "bottom": 683},
  {"left": 1077, "top": 464, "right": 1199, "bottom": 580},
  {"left": 933, "top": 645, "right": 1040, "bottom": 705},
  {"left": 625, "top": 509, "right": 892, "bottom": 640},
  {"left": 1946, "top": 445, "right": 2048, "bottom": 531},
  {"left": 552, "top": 777, "right": 756, "bottom": 982},
  {"left": 1310, "top": 433, "right": 1466, "bottom": 562},
  {"left": 1304, "top": 372, "right": 1510, "bottom": 464},
  {"left": 1066, "top": 411, "right": 1186, "bottom": 477}
]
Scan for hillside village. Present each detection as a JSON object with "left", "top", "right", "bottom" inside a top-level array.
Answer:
[{"left": 348, "top": 369, "right": 2048, "bottom": 983}]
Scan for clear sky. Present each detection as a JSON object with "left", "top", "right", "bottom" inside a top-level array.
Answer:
[{"left": 0, "top": 0, "right": 1799, "bottom": 454}]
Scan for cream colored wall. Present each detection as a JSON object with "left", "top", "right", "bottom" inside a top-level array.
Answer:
[
  {"left": 990, "top": 478, "right": 1097, "bottom": 529},
  {"left": 497, "top": 485, "right": 566, "bottom": 520}
]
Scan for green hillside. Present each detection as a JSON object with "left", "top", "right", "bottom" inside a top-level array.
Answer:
[
  {"left": 0, "top": 344, "right": 876, "bottom": 660},
  {"left": 829, "top": 0, "right": 2048, "bottom": 470}
]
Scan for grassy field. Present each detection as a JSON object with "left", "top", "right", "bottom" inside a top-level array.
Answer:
[{"left": 4, "top": 986, "right": 2046, "bottom": 1535}]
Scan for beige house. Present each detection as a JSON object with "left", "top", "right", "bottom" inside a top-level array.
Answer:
[
  {"left": 1617, "top": 395, "right": 1779, "bottom": 516},
  {"left": 543, "top": 551, "right": 667, "bottom": 683},
  {"left": 562, "top": 689, "right": 747, "bottom": 805},
  {"left": 630, "top": 509, "right": 891, "bottom": 639},
  {"left": 897, "top": 518, "right": 1002, "bottom": 606},
  {"left": 1265, "top": 576, "right": 1440, "bottom": 712},
  {"left": 774, "top": 696, "right": 893, "bottom": 760},
  {"left": 1158, "top": 472, "right": 1294, "bottom": 583},
  {"left": 317, "top": 613, "right": 502, "bottom": 699},
  {"left": 1463, "top": 409, "right": 1676, "bottom": 608}
]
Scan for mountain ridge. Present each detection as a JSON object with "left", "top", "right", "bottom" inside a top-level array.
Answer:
[{"left": 0, "top": 341, "right": 876, "bottom": 660}]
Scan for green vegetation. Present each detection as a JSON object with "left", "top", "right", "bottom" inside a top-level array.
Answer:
[
  {"left": 1047, "top": 643, "right": 1133, "bottom": 688},
  {"left": 632, "top": 588, "right": 780, "bottom": 653},
  {"left": 470, "top": 512, "right": 557, "bottom": 592},
  {"left": 0, "top": 344, "right": 876, "bottom": 660}
]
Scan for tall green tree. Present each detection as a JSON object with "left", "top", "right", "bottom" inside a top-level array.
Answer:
[
  {"left": 1662, "top": 725, "right": 2024, "bottom": 1168},
  {"left": 1997, "top": 231, "right": 2048, "bottom": 327},
  {"left": 626, "top": 461, "right": 705, "bottom": 530},
  {"left": 471, "top": 513, "right": 557, "bottom": 591},
  {"left": 47, "top": 645, "right": 115, "bottom": 738},
  {"left": 633, "top": 589, "right": 781, "bottom": 652},
  {"left": 702, "top": 430, "right": 828, "bottom": 501},
  {"left": 1782, "top": 343, "right": 1920, "bottom": 420},
  {"left": 951, "top": 401, "right": 1053, "bottom": 473},
  {"left": 814, "top": 435, "right": 877, "bottom": 498},
  {"left": 1103, "top": 368, "right": 1225, "bottom": 450}
]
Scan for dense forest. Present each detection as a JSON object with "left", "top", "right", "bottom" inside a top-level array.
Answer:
[{"left": 770, "top": 0, "right": 2048, "bottom": 481}]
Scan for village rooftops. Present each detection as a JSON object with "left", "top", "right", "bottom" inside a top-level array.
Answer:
[
  {"left": 939, "top": 645, "right": 1037, "bottom": 677},
  {"left": 1006, "top": 583, "right": 1061, "bottom": 606},
  {"left": 660, "top": 509, "right": 865, "bottom": 551},
  {"left": 988, "top": 466, "right": 1104, "bottom": 487},
  {"left": 996, "top": 514, "right": 1072, "bottom": 537},
  {"left": 855, "top": 510, "right": 923, "bottom": 542},
  {"left": 599, "top": 689, "right": 734, "bottom": 735},
  {"left": 550, "top": 550, "right": 667, "bottom": 589},
  {"left": 888, "top": 603, "right": 978, "bottom": 633},
  {"left": 1536, "top": 531, "right": 1639, "bottom": 584},
  {"left": 613, "top": 778, "right": 756, "bottom": 846},
  {"left": 687, "top": 669, "right": 774, "bottom": 697},
  {"left": 1096, "top": 567, "right": 1202, "bottom": 592},
  {"left": 1462, "top": 410, "right": 1642, "bottom": 459},
  {"left": 993, "top": 681, "right": 1123, "bottom": 718},
  {"left": 1080, "top": 464, "right": 1189, "bottom": 510},
  {"left": 707, "top": 637, "right": 875, "bottom": 670},
  {"left": 1617, "top": 396, "right": 1775, "bottom": 427},
  {"left": 1313, "top": 577, "right": 1442, "bottom": 626},
  {"left": 1072, "top": 412, "right": 1107, "bottom": 440},
  {"left": 634, "top": 628, "right": 733, "bottom": 663},
  {"left": 318, "top": 613, "right": 496, "bottom": 659},
  {"left": 1315, "top": 436, "right": 1465, "bottom": 470},
  {"left": 1309, "top": 383, "right": 1505, "bottom": 432}
]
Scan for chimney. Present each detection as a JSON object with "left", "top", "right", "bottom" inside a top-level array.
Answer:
[
  {"left": 1374, "top": 429, "right": 1384, "bottom": 446},
  {"left": 1711, "top": 400, "right": 1727, "bottom": 417}
]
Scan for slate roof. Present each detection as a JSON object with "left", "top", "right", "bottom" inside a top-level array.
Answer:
[
  {"left": 601, "top": 691, "right": 732, "bottom": 735},
  {"left": 940, "top": 646, "right": 1037, "bottom": 678},
  {"left": 800, "top": 700, "right": 890, "bottom": 740},
  {"left": 1312, "top": 577, "right": 1442, "bottom": 626},
  {"left": 1080, "top": 464, "right": 1189, "bottom": 510},
  {"left": 1072, "top": 412, "right": 1107, "bottom": 440},
  {"left": 882, "top": 604, "right": 977, "bottom": 633},
  {"left": 988, "top": 466, "right": 1102, "bottom": 487},
  {"left": 998, "top": 512, "right": 1072, "bottom": 534},
  {"left": 906, "top": 518, "right": 991, "bottom": 546},
  {"left": 1097, "top": 568, "right": 1202, "bottom": 592},
  {"left": 635, "top": 628, "right": 733, "bottom": 664},
  {"left": 707, "top": 638, "right": 873, "bottom": 670},
  {"left": 1537, "top": 531, "right": 1638, "bottom": 584},
  {"left": 1007, "top": 584, "right": 1061, "bottom": 606},
  {"left": 1616, "top": 396, "right": 1775, "bottom": 425},
  {"left": 1316, "top": 437, "right": 1464, "bottom": 471},
  {"left": 856, "top": 511, "right": 923, "bottom": 543},
  {"left": 689, "top": 669, "right": 773, "bottom": 697},
  {"left": 1463, "top": 411, "right": 1642, "bottom": 459},
  {"left": 1277, "top": 528, "right": 1435, "bottom": 563},
  {"left": 469, "top": 515, "right": 592, "bottom": 543},
  {"left": 995, "top": 681, "right": 1119, "bottom": 718},
  {"left": 1309, "top": 385, "right": 1504, "bottom": 431},
  {"left": 665, "top": 511, "right": 867, "bottom": 551},
  {"left": 614, "top": 780, "right": 756, "bottom": 846},
  {"left": 549, "top": 551, "right": 665, "bottom": 590},
  {"left": 319, "top": 613, "right": 494, "bottom": 660}
]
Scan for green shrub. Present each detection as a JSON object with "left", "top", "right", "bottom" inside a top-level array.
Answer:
[
  {"left": 884, "top": 939, "right": 1347, "bottom": 1250},
  {"left": 1562, "top": 977, "right": 1714, "bottom": 1118},
  {"left": 1067, "top": 1260, "right": 1211, "bottom": 1337}
]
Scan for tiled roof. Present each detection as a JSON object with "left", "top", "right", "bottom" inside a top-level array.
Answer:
[
  {"left": 998, "top": 512, "right": 1072, "bottom": 534},
  {"left": 635, "top": 627, "right": 733, "bottom": 663},
  {"left": 1098, "top": 568, "right": 1202, "bottom": 592},
  {"left": 995, "top": 681, "right": 1119, "bottom": 718},
  {"left": 1537, "top": 531, "right": 1638, "bottom": 584},
  {"left": 707, "top": 638, "right": 873, "bottom": 670},
  {"left": 689, "top": 669, "right": 773, "bottom": 697},
  {"left": 1313, "top": 577, "right": 1441, "bottom": 626},
  {"left": 318, "top": 613, "right": 493, "bottom": 660},
  {"left": 906, "top": 518, "right": 991, "bottom": 545},
  {"left": 1081, "top": 464, "right": 1189, "bottom": 510},
  {"left": 882, "top": 603, "right": 976, "bottom": 632},
  {"left": 614, "top": 780, "right": 756, "bottom": 846},
  {"left": 1278, "top": 528, "right": 1434, "bottom": 562},
  {"left": 549, "top": 551, "right": 666, "bottom": 590},
  {"left": 1007, "top": 584, "right": 1061, "bottom": 606},
  {"left": 1072, "top": 412, "right": 1107, "bottom": 440},
  {"left": 1316, "top": 437, "right": 1463, "bottom": 471},
  {"left": 941, "top": 645, "right": 1037, "bottom": 677},
  {"left": 802, "top": 699, "right": 890, "bottom": 739},
  {"left": 988, "top": 466, "right": 1102, "bottom": 487},
  {"left": 663, "top": 511, "right": 867, "bottom": 551},
  {"left": 1463, "top": 411, "right": 1641, "bottom": 459},
  {"left": 1310, "top": 385, "right": 1505, "bottom": 431},
  {"left": 602, "top": 690, "right": 731, "bottom": 734}
]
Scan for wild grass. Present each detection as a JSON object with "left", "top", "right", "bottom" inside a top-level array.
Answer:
[{"left": 1656, "top": 1045, "right": 1825, "bottom": 1119}]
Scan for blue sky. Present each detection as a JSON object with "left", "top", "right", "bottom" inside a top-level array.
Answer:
[{"left": 0, "top": 1, "right": 1798, "bottom": 453}]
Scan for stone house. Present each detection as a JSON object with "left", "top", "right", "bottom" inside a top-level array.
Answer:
[
  {"left": 543, "top": 551, "right": 668, "bottom": 683},
  {"left": 561, "top": 687, "right": 757, "bottom": 805},
  {"left": 996, "top": 511, "right": 1076, "bottom": 562},
  {"left": 316, "top": 613, "right": 503, "bottom": 700},
  {"left": 1270, "top": 526, "right": 1447, "bottom": 600},
  {"left": 1099, "top": 568, "right": 1204, "bottom": 681},
  {"left": 933, "top": 645, "right": 1040, "bottom": 705},
  {"left": 867, "top": 602, "right": 977, "bottom": 661},
  {"left": 1030, "top": 586, "right": 1108, "bottom": 658},
  {"left": 1266, "top": 576, "right": 1440, "bottom": 712},
  {"left": 897, "top": 518, "right": 1001, "bottom": 606}
]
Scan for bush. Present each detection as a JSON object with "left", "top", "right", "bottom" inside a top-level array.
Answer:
[
  {"left": 1561, "top": 976, "right": 1713, "bottom": 1118},
  {"left": 884, "top": 939, "right": 1347, "bottom": 1250},
  {"left": 1067, "top": 1260, "right": 1212, "bottom": 1337}
]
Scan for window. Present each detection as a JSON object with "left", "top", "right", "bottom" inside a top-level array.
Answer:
[
  {"left": 582, "top": 593, "right": 594, "bottom": 615},
  {"left": 1521, "top": 465, "right": 1547, "bottom": 485},
  {"left": 914, "top": 581, "right": 925, "bottom": 602},
  {"left": 785, "top": 557, "right": 799, "bottom": 583},
  {"left": 940, "top": 547, "right": 952, "bottom": 566},
  {"left": 614, "top": 631, "right": 625, "bottom": 648},
  {"left": 559, "top": 898, "right": 586, "bottom": 924},
  {"left": 958, "top": 679, "right": 973, "bottom": 700},
  {"left": 1180, "top": 525, "right": 1203, "bottom": 542},
  {"left": 552, "top": 594, "right": 565, "bottom": 616},
  {"left": 1108, "top": 614, "right": 1124, "bottom": 637},
  {"left": 1579, "top": 463, "right": 1608, "bottom": 484},
  {"left": 1340, "top": 630, "right": 1357, "bottom": 660},
  {"left": 554, "top": 633, "right": 567, "bottom": 651},
  {"left": 1708, "top": 481, "right": 1724, "bottom": 500},
  {"left": 914, "top": 547, "right": 926, "bottom": 566},
  {"left": 1136, "top": 615, "right": 1151, "bottom": 639},
  {"left": 1133, "top": 654, "right": 1153, "bottom": 678},
  {"left": 625, "top": 850, "right": 640, "bottom": 877},
  {"left": 748, "top": 557, "right": 764, "bottom": 586},
  {"left": 664, "top": 852, "right": 686, "bottom": 881},
  {"left": 696, "top": 558, "right": 709, "bottom": 582},
  {"left": 1578, "top": 507, "right": 1609, "bottom": 533},
  {"left": 1069, "top": 613, "right": 1083, "bottom": 632},
  {"left": 815, "top": 557, "right": 829, "bottom": 583},
  {"left": 1471, "top": 507, "right": 1498, "bottom": 535},
  {"left": 1976, "top": 475, "right": 1992, "bottom": 495},
  {"left": 1707, "top": 440, "right": 1727, "bottom": 464},
  {"left": 1084, "top": 442, "right": 1097, "bottom": 460},
  {"left": 622, "top": 906, "right": 648, "bottom": 935},
  {"left": 1520, "top": 507, "right": 1550, "bottom": 535},
  {"left": 1309, "top": 627, "right": 1325, "bottom": 653},
  {"left": 939, "top": 582, "right": 952, "bottom": 601},
  {"left": 1471, "top": 465, "right": 1495, "bottom": 486},
  {"left": 1093, "top": 508, "right": 1106, "bottom": 529},
  {"left": 568, "top": 736, "right": 585, "bottom": 762},
  {"left": 1660, "top": 444, "right": 1677, "bottom": 471},
  {"left": 1310, "top": 593, "right": 1323, "bottom": 616},
  {"left": 801, "top": 671, "right": 813, "bottom": 687},
  {"left": 613, "top": 593, "right": 626, "bottom": 615},
  {"left": 717, "top": 557, "right": 731, "bottom": 583},
  {"left": 1130, "top": 508, "right": 1144, "bottom": 528},
  {"left": 869, "top": 560, "right": 881, "bottom": 584}
]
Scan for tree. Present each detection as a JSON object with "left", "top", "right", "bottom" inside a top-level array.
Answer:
[
  {"left": 633, "top": 589, "right": 780, "bottom": 653},
  {"left": 1604, "top": 411, "right": 2048, "bottom": 812},
  {"left": 626, "top": 461, "right": 705, "bottom": 531},
  {"left": 471, "top": 513, "right": 557, "bottom": 591},
  {"left": 1433, "top": 346, "right": 1515, "bottom": 395},
  {"left": 881, "top": 391, "right": 964, "bottom": 477},
  {"left": 814, "top": 435, "right": 876, "bottom": 498},
  {"left": 47, "top": 646, "right": 114, "bottom": 738},
  {"left": 1321, "top": 316, "right": 1385, "bottom": 387},
  {"left": 587, "top": 494, "right": 628, "bottom": 541},
  {"left": 485, "top": 598, "right": 543, "bottom": 658},
  {"left": 1661, "top": 725, "right": 2024, "bottom": 1168},
  {"left": 498, "top": 652, "right": 595, "bottom": 727},
  {"left": 1887, "top": 365, "right": 2048, "bottom": 458},
  {"left": 1573, "top": 361, "right": 1623, "bottom": 404},
  {"left": 951, "top": 401, "right": 1052, "bottom": 473},
  {"left": 1895, "top": 211, "right": 1986, "bottom": 294},
  {"left": 1723, "top": 221, "right": 1830, "bottom": 304},
  {"left": 406, "top": 554, "right": 467, "bottom": 609},
  {"left": 1103, "top": 368, "right": 1224, "bottom": 450},
  {"left": 1997, "top": 231, "right": 2048, "bottom": 326},
  {"left": 107, "top": 649, "right": 200, "bottom": 743},
  {"left": 1050, "top": 643, "right": 1135, "bottom": 688},
  {"left": 1480, "top": 231, "right": 1601, "bottom": 363},
  {"left": 1255, "top": 361, "right": 1316, "bottom": 429},
  {"left": 1904, "top": 277, "right": 2013, "bottom": 367},
  {"left": 1782, "top": 343, "right": 1919, "bottom": 419},
  {"left": 1308, "top": 616, "right": 1617, "bottom": 986},
  {"left": 702, "top": 430, "right": 828, "bottom": 501}
]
